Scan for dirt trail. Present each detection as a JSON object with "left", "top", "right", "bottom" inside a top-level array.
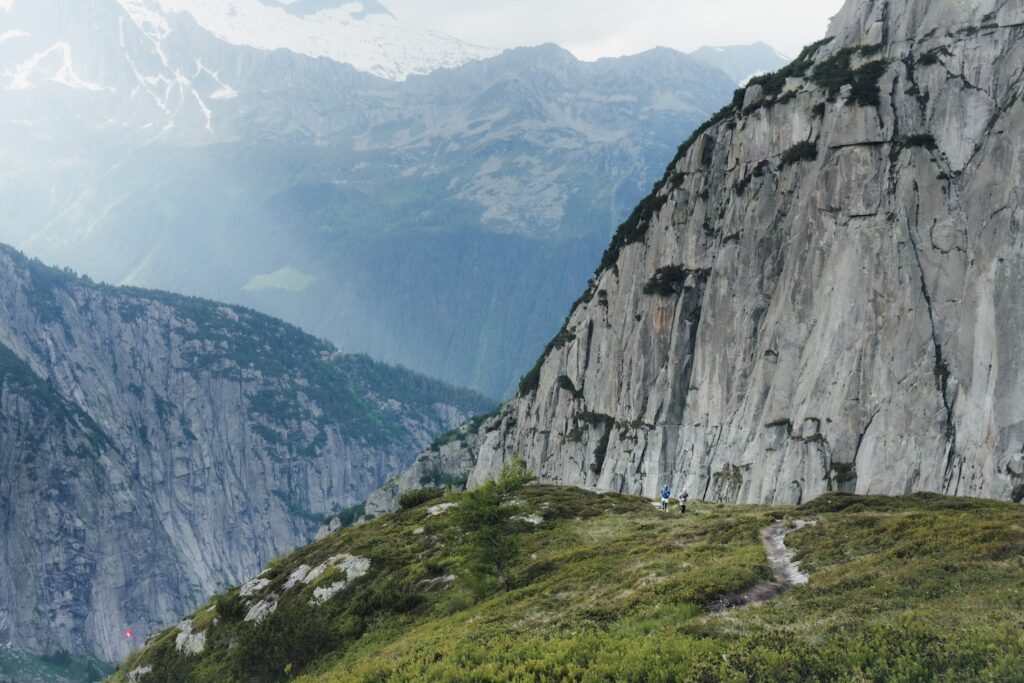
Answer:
[
  {"left": 709, "top": 519, "right": 816, "bottom": 611},
  {"left": 762, "top": 519, "right": 815, "bottom": 586}
]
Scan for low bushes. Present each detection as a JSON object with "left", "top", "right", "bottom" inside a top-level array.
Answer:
[
  {"left": 904, "top": 133, "right": 938, "bottom": 150},
  {"left": 781, "top": 141, "right": 819, "bottom": 167},
  {"left": 643, "top": 265, "right": 691, "bottom": 296},
  {"left": 399, "top": 487, "right": 445, "bottom": 510},
  {"left": 811, "top": 47, "right": 888, "bottom": 107},
  {"left": 231, "top": 597, "right": 330, "bottom": 683}
]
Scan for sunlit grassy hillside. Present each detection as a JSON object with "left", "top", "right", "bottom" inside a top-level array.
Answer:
[{"left": 112, "top": 486, "right": 1024, "bottom": 682}]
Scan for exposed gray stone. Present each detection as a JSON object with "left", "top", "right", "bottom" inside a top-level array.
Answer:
[
  {"left": 743, "top": 84, "right": 764, "bottom": 110},
  {"left": 244, "top": 595, "right": 279, "bottom": 624},
  {"left": 370, "top": 0, "right": 1024, "bottom": 512},
  {"left": 174, "top": 619, "right": 206, "bottom": 655},
  {"left": 0, "top": 245, "right": 481, "bottom": 662}
]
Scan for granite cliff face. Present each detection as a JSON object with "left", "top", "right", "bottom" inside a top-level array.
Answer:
[
  {"left": 370, "top": 0, "right": 1024, "bottom": 515},
  {"left": 0, "top": 245, "right": 490, "bottom": 663}
]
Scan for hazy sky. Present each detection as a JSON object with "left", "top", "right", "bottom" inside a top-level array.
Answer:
[{"left": 386, "top": 0, "right": 848, "bottom": 61}]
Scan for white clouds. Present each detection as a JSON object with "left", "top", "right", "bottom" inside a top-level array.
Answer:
[{"left": 386, "top": 0, "right": 847, "bottom": 60}]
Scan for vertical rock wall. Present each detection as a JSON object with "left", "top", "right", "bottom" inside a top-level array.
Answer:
[{"left": 380, "top": 0, "right": 1024, "bottom": 508}]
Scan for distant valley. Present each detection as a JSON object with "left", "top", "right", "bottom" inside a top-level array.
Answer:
[
  {"left": 0, "top": 0, "right": 803, "bottom": 675},
  {"left": 0, "top": 243, "right": 490, "bottom": 666},
  {"left": 0, "top": 0, "right": 785, "bottom": 397}
]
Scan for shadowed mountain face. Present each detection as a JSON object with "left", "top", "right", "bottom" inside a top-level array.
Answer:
[
  {"left": 370, "top": 0, "right": 1024, "bottom": 513},
  {"left": 0, "top": 0, "right": 760, "bottom": 398},
  {"left": 0, "top": 244, "right": 492, "bottom": 664}
]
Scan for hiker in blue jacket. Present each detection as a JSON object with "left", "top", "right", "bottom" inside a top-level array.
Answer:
[{"left": 660, "top": 484, "right": 671, "bottom": 512}]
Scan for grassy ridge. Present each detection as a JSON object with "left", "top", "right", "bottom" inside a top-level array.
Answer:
[{"left": 112, "top": 488, "right": 1024, "bottom": 682}]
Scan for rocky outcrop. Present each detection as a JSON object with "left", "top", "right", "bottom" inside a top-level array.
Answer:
[
  {"left": 364, "top": 417, "right": 491, "bottom": 516},
  {"left": 377, "top": 0, "right": 1024, "bottom": 509},
  {"left": 0, "top": 245, "right": 490, "bottom": 662}
]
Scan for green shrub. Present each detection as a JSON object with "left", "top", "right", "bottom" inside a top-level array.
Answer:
[
  {"left": 329, "top": 502, "right": 366, "bottom": 529},
  {"left": 597, "top": 186, "right": 673, "bottom": 273},
  {"left": 137, "top": 632, "right": 196, "bottom": 683},
  {"left": 231, "top": 597, "right": 330, "bottom": 682},
  {"left": 452, "top": 458, "right": 536, "bottom": 594},
  {"left": 811, "top": 48, "right": 888, "bottom": 106},
  {"left": 918, "top": 47, "right": 949, "bottom": 67},
  {"left": 731, "top": 88, "right": 747, "bottom": 109},
  {"left": 850, "top": 60, "right": 888, "bottom": 105},
  {"left": 418, "top": 463, "right": 469, "bottom": 489},
  {"left": 733, "top": 160, "right": 770, "bottom": 198},
  {"left": 781, "top": 141, "right": 819, "bottom": 167},
  {"left": 905, "top": 133, "right": 938, "bottom": 150},
  {"left": 399, "top": 487, "right": 445, "bottom": 510},
  {"left": 517, "top": 366, "right": 541, "bottom": 396},
  {"left": 589, "top": 427, "right": 611, "bottom": 475},
  {"left": 428, "top": 428, "right": 463, "bottom": 451},
  {"left": 745, "top": 37, "right": 835, "bottom": 101},
  {"left": 643, "top": 265, "right": 699, "bottom": 296},
  {"left": 213, "top": 590, "right": 246, "bottom": 622},
  {"left": 349, "top": 577, "right": 423, "bottom": 618},
  {"left": 556, "top": 375, "right": 584, "bottom": 400},
  {"left": 517, "top": 322, "right": 577, "bottom": 397}
]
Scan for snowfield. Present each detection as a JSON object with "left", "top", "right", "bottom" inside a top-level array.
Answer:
[{"left": 116, "top": 0, "right": 499, "bottom": 80}]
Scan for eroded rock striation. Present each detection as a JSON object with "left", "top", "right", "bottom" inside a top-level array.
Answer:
[
  {"left": 371, "top": 0, "right": 1024, "bottom": 513},
  {"left": 0, "top": 244, "right": 490, "bottom": 662}
]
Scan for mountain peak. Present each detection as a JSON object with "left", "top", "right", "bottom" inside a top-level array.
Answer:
[
  {"left": 254, "top": 0, "right": 392, "bottom": 19},
  {"left": 687, "top": 42, "right": 790, "bottom": 85},
  {"left": 117, "top": 0, "right": 499, "bottom": 81},
  {"left": 827, "top": 0, "right": 1019, "bottom": 47}
]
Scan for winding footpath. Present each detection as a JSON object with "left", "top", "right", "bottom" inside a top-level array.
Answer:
[
  {"left": 711, "top": 519, "right": 817, "bottom": 611},
  {"left": 762, "top": 520, "right": 815, "bottom": 587}
]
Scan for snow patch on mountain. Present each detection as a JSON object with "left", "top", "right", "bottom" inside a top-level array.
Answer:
[
  {"left": 209, "top": 83, "right": 237, "bottom": 99},
  {"left": 0, "top": 29, "right": 29, "bottom": 44},
  {"left": 117, "top": 0, "right": 499, "bottom": 81},
  {"left": 6, "top": 42, "right": 110, "bottom": 92},
  {"left": 257, "top": 0, "right": 391, "bottom": 17},
  {"left": 117, "top": 0, "right": 172, "bottom": 43},
  {"left": 110, "top": 5, "right": 224, "bottom": 134},
  {"left": 193, "top": 59, "right": 238, "bottom": 100}
]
